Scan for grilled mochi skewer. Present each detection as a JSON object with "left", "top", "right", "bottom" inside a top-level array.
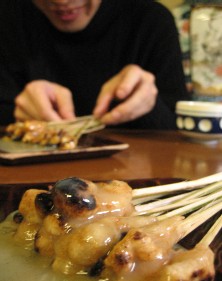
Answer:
[
  {"left": 100, "top": 216, "right": 183, "bottom": 281},
  {"left": 13, "top": 189, "right": 51, "bottom": 247},
  {"left": 13, "top": 177, "right": 135, "bottom": 253},
  {"left": 5, "top": 117, "right": 104, "bottom": 150},
  {"left": 5, "top": 120, "right": 78, "bottom": 150},
  {"left": 13, "top": 172, "right": 222, "bottom": 240},
  {"left": 51, "top": 216, "right": 157, "bottom": 275},
  {"left": 151, "top": 214, "right": 222, "bottom": 281},
  {"left": 99, "top": 200, "right": 222, "bottom": 281},
  {"left": 12, "top": 176, "right": 222, "bottom": 278},
  {"left": 13, "top": 177, "right": 158, "bottom": 274}
]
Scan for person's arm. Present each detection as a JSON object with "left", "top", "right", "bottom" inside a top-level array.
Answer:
[{"left": 94, "top": 3, "right": 189, "bottom": 129}]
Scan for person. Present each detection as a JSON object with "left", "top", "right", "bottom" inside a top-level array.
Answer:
[{"left": 0, "top": 0, "right": 189, "bottom": 129}]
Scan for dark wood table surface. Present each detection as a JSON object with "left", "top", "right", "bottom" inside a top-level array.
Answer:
[
  {"left": 0, "top": 129, "right": 222, "bottom": 185},
  {"left": 1, "top": 129, "right": 222, "bottom": 281}
]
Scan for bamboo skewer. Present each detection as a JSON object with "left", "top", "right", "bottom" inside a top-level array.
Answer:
[
  {"left": 132, "top": 172, "right": 222, "bottom": 199},
  {"left": 134, "top": 180, "right": 222, "bottom": 215},
  {"left": 150, "top": 214, "right": 222, "bottom": 281},
  {"left": 47, "top": 115, "right": 105, "bottom": 136},
  {"left": 159, "top": 199, "right": 222, "bottom": 237},
  {"left": 135, "top": 198, "right": 200, "bottom": 215},
  {"left": 132, "top": 171, "right": 222, "bottom": 240},
  {"left": 200, "top": 214, "right": 222, "bottom": 246},
  {"left": 3, "top": 115, "right": 105, "bottom": 150}
]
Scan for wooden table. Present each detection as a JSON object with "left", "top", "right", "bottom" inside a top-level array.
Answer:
[
  {"left": 1, "top": 129, "right": 222, "bottom": 281},
  {"left": 0, "top": 129, "right": 222, "bottom": 185}
]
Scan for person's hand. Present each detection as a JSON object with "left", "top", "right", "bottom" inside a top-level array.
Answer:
[
  {"left": 14, "top": 80, "right": 75, "bottom": 121},
  {"left": 93, "top": 65, "right": 158, "bottom": 125}
]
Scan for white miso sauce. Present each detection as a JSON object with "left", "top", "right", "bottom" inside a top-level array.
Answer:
[{"left": 0, "top": 213, "right": 104, "bottom": 281}]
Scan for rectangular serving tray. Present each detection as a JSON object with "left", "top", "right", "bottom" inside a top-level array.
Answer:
[{"left": 0, "top": 134, "right": 129, "bottom": 165}]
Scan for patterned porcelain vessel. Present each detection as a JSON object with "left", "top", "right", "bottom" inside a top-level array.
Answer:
[
  {"left": 176, "top": 101, "right": 222, "bottom": 141},
  {"left": 191, "top": 4, "right": 222, "bottom": 101}
]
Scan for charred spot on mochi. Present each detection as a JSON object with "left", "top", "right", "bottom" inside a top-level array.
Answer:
[
  {"left": 192, "top": 269, "right": 204, "bottom": 278},
  {"left": 191, "top": 270, "right": 213, "bottom": 281},
  {"left": 54, "top": 177, "right": 88, "bottom": 193},
  {"left": 120, "top": 231, "right": 127, "bottom": 240},
  {"left": 115, "top": 253, "right": 131, "bottom": 265},
  {"left": 53, "top": 177, "right": 96, "bottom": 210},
  {"left": 202, "top": 278, "right": 214, "bottom": 281},
  {"left": 35, "top": 192, "right": 54, "bottom": 214},
  {"left": 34, "top": 231, "right": 41, "bottom": 253},
  {"left": 13, "top": 212, "right": 24, "bottom": 224},
  {"left": 56, "top": 213, "right": 68, "bottom": 228},
  {"left": 89, "top": 257, "right": 105, "bottom": 276},
  {"left": 133, "top": 231, "right": 143, "bottom": 240}
]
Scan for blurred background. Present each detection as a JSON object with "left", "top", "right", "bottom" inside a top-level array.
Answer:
[{"left": 159, "top": 0, "right": 184, "bottom": 10}]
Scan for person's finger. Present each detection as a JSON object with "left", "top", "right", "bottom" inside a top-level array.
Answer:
[
  {"left": 15, "top": 89, "right": 64, "bottom": 121},
  {"left": 94, "top": 65, "right": 156, "bottom": 120},
  {"left": 101, "top": 81, "right": 158, "bottom": 125},
  {"left": 52, "top": 86, "right": 76, "bottom": 120},
  {"left": 14, "top": 106, "right": 34, "bottom": 121},
  {"left": 93, "top": 75, "right": 120, "bottom": 117},
  {"left": 93, "top": 92, "right": 113, "bottom": 118},
  {"left": 15, "top": 92, "right": 43, "bottom": 120},
  {"left": 114, "top": 65, "right": 146, "bottom": 99}
]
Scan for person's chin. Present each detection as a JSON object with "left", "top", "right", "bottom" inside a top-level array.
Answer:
[
  {"left": 53, "top": 22, "right": 87, "bottom": 33},
  {"left": 50, "top": 15, "right": 89, "bottom": 32}
]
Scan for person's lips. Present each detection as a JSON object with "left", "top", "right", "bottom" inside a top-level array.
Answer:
[{"left": 54, "top": 7, "right": 83, "bottom": 22}]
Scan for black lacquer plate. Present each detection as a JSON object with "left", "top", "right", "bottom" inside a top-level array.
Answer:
[
  {"left": 0, "top": 134, "right": 129, "bottom": 165},
  {"left": 0, "top": 178, "right": 221, "bottom": 280}
]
